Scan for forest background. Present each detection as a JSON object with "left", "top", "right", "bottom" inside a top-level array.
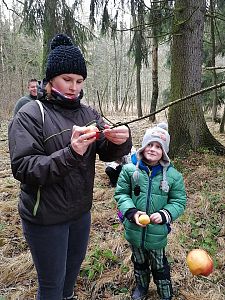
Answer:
[{"left": 0, "top": 0, "right": 225, "bottom": 299}]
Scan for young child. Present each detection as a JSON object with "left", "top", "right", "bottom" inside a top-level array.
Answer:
[{"left": 114, "top": 123, "right": 186, "bottom": 300}]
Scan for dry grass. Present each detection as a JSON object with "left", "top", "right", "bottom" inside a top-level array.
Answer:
[{"left": 0, "top": 118, "right": 225, "bottom": 300}]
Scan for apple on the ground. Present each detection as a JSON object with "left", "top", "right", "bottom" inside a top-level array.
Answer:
[{"left": 186, "top": 249, "right": 213, "bottom": 276}]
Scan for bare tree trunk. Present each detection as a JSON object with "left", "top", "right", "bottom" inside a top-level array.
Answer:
[
  {"left": 42, "top": 0, "right": 58, "bottom": 76},
  {"left": 120, "top": 69, "right": 134, "bottom": 112},
  {"left": 210, "top": 0, "right": 218, "bottom": 122},
  {"left": 219, "top": 105, "right": 225, "bottom": 133},
  {"left": 149, "top": 33, "right": 158, "bottom": 122},
  {"left": 113, "top": 37, "right": 119, "bottom": 111},
  {"left": 131, "top": 10, "right": 143, "bottom": 118},
  {"left": 0, "top": 8, "right": 3, "bottom": 92},
  {"left": 149, "top": 0, "right": 159, "bottom": 123},
  {"left": 169, "top": 0, "right": 225, "bottom": 156},
  {"left": 136, "top": 64, "right": 142, "bottom": 117}
]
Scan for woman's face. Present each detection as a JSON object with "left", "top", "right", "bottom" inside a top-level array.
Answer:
[{"left": 51, "top": 74, "right": 84, "bottom": 99}]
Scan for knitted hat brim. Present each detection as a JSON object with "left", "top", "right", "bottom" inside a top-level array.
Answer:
[{"left": 136, "top": 138, "right": 170, "bottom": 167}]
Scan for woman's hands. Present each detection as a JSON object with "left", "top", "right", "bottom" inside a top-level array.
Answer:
[
  {"left": 103, "top": 124, "right": 129, "bottom": 145},
  {"left": 70, "top": 124, "right": 130, "bottom": 156},
  {"left": 71, "top": 125, "right": 98, "bottom": 156}
]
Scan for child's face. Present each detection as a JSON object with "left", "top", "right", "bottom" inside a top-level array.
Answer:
[{"left": 142, "top": 141, "right": 163, "bottom": 165}]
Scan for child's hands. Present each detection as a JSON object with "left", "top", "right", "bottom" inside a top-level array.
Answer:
[
  {"left": 134, "top": 212, "right": 163, "bottom": 225},
  {"left": 134, "top": 211, "right": 148, "bottom": 227},
  {"left": 150, "top": 212, "right": 162, "bottom": 224}
]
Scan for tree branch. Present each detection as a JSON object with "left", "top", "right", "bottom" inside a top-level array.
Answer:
[
  {"left": 109, "top": 81, "right": 225, "bottom": 128},
  {"left": 204, "top": 66, "right": 225, "bottom": 70}
]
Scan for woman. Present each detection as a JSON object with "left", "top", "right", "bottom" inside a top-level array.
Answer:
[{"left": 8, "top": 33, "right": 132, "bottom": 300}]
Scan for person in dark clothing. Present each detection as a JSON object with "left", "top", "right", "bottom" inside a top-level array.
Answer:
[
  {"left": 8, "top": 33, "right": 132, "bottom": 300},
  {"left": 13, "top": 78, "right": 38, "bottom": 116},
  {"left": 105, "top": 147, "right": 136, "bottom": 187},
  {"left": 105, "top": 161, "right": 123, "bottom": 187}
]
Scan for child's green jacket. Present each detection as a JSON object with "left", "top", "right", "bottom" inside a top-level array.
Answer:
[{"left": 114, "top": 157, "right": 186, "bottom": 250}]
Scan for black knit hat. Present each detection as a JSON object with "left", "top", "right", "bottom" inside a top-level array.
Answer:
[{"left": 45, "top": 34, "right": 87, "bottom": 82}]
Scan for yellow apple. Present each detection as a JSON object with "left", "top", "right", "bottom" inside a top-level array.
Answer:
[
  {"left": 186, "top": 249, "right": 213, "bottom": 276},
  {"left": 138, "top": 214, "right": 150, "bottom": 225}
]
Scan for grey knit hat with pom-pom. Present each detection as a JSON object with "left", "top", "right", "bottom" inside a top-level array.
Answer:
[
  {"left": 45, "top": 33, "right": 87, "bottom": 82},
  {"left": 134, "top": 122, "right": 171, "bottom": 192},
  {"left": 136, "top": 122, "right": 170, "bottom": 166}
]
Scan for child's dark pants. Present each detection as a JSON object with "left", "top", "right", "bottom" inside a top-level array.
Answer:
[
  {"left": 22, "top": 211, "right": 91, "bottom": 300},
  {"left": 130, "top": 245, "right": 173, "bottom": 299}
]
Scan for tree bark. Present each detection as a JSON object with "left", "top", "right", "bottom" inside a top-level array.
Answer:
[
  {"left": 169, "top": 0, "right": 225, "bottom": 156},
  {"left": 136, "top": 63, "right": 142, "bottom": 117},
  {"left": 219, "top": 105, "right": 225, "bottom": 133},
  {"left": 42, "top": 0, "right": 58, "bottom": 76},
  {"left": 210, "top": 0, "right": 218, "bottom": 122},
  {"left": 113, "top": 37, "right": 119, "bottom": 111},
  {"left": 132, "top": 11, "right": 143, "bottom": 118},
  {"left": 149, "top": 0, "right": 159, "bottom": 123},
  {"left": 149, "top": 31, "right": 158, "bottom": 122}
]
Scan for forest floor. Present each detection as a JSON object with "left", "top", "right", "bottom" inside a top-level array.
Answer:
[{"left": 0, "top": 116, "right": 225, "bottom": 300}]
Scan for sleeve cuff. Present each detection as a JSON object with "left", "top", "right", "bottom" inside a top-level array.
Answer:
[
  {"left": 68, "top": 144, "right": 83, "bottom": 159},
  {"left": 125, "top": 208, "right": 138, "bottom": 222},
  {"left": 159, "top": 209, "right": 172, "bottom": 224}
]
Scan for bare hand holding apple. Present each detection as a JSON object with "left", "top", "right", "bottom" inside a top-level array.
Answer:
[
  {"left": 71, "top": 125, "right": 97, "bottom": 156},
  {"left": 134, "top": 211, "right": 150, "bottom": 227},
  {"left": 186, "top": 249, "right": 213, "bottom": 276},
  {"left": 139, "top": 214, "right": 151, "bottom": 225},
  {"left": 84, "top": 125, "right": 100, "bottom": 139}
]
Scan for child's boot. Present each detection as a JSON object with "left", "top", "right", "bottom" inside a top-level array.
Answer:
[{"left": 131, "top": 285, "right": 148, "bottom": 300}]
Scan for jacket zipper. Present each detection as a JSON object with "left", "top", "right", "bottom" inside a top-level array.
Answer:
[
  {"left": 141, "top": 172, "right": 152, "bottom": 248},
  {"left": 33, "top": 186, "right": 41, "bottom": 216}
]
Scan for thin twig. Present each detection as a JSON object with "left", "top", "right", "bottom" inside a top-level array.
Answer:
[
  {"left": 2, "top": 0, "right": 21, "bottom": 17},
  {"left": 204, "top": 66, "right": 225, "bottom": 70},
  {"left": 97, "top": 91, "right": 116, "bottom": 125}
]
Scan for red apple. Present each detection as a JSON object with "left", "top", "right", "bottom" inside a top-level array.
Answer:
[
  {"left": 85, "top": 125, "right": 100, "bottom": 140},
  {"left": 186, "top": 249, "right": 213, "bottom": 276}
]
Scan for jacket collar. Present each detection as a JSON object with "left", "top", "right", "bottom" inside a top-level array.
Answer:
[
  {"left": 131, "top": 153, "right": 163, "bottom": 177},
  {"left": 38, "top": 88, "right": 83, "bottom": 110}
]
